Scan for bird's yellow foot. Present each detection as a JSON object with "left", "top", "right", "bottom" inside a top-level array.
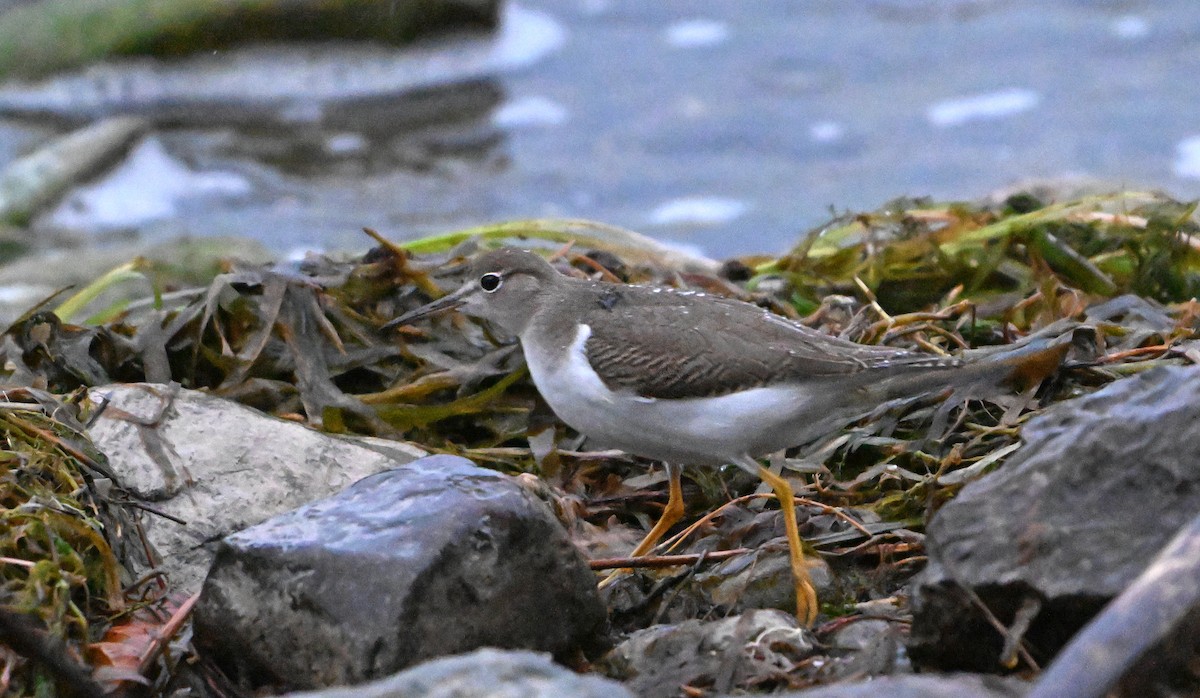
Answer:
[{"left": 598, "top": 463, "right": 684, "bottom": 589}]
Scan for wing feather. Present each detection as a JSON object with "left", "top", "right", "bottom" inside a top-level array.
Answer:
[{"left": 580, "top": 291, "right": 956, "bottom": 399}]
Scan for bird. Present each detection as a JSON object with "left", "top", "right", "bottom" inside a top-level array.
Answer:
[{"left": 387, "top": 247, "right": 1071, "bottom": 626}]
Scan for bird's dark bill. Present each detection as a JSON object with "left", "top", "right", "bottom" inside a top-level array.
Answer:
[{"left": 384, "top": 284, "right": 473, "bottom": 329}]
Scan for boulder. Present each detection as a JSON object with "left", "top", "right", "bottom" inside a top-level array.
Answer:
[
  {"left": 1026, "top": 511, "right": 1200, "bottom": 698},
  {"left": 909, "top": 365, "right": 1200, "bottom": 670},
  {"left": 776, "top": 673, "right": 1028, "bottom": 698},
  {"left": 819, "top": 618, "right": 910, "bottom": 680},
  {"left": 600, "top": 609, "right": 814, "bottom": 697},
  {"left": 193, "top": 455, "right": 607, "bottom": 690},
  {"left": 86, "top": 382, "right": 424, "bottom": 593},
  {"left": 282, "top": 648, "right": 632, "bottom": 698}
]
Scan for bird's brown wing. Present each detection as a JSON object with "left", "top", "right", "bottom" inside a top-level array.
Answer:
[{"left": 581, "top": 294, "right": 955, "bottom": 399}]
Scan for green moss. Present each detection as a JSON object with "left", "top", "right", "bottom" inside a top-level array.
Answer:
[{"left": 0, "top": 403, "right": 124, "bottom": 696}]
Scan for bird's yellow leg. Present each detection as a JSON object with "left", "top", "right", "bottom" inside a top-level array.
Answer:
[
  {"left": 628, "top": 463, "right": 685, "bottom": 557},
  {"left": 598, "top": 463, "right": 684, "bottom": 588},
  {"left": 755, "top": 463, "right": 818, "bottom": 627}
]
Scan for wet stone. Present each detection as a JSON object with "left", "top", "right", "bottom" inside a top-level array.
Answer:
[
  {"left": 193, "top": 455, "right": 607, "bottom": 691},
  {"left": 819, "top": 618, "right": 910, "bottom": 681},
  {"left": 777, "top": 673, "right": 1029, "bottom": 698},
  {"left": 281, "top": 648, "right": 633, "bottom": 698},
  {"left": 86, "top": 383, "right": 423, "bottom": 594},
  {"left": 605, "top": 505, "right": 839, "bottom": 631},
  {"left": 599, "top": 609, "right": 815, "bottom": 697},
  {"left": 700, "top": 547, "right": 836, "bottom": 615},
  {"left": 910, "top": 365, "right": 1200, "bottom": 670}
]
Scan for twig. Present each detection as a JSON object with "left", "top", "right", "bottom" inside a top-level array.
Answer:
[
  {"left": 1093, "top": 344, "right": 1175, "bottom": 364},
  {"left": 362, "top": 226, "right": 443, "bottom": 299},
  {"left": 589, "top": 548, "right": 749, "bottom": 570},
  {"left": 136, "top": 593, "right": 200, "bottom": 676},
  {"left": 940, "top": 561, "right": 1041, "bottom": 671},
  {"left": 547, "top": 240, "right": 576, "bottom": 262},
  {"left": 569, "top": 252, "right": 624, "bottom": 283},
  {"left": 882, "top": 323, "right": 968, "bottom": 352},
  {"left": 652, "top": 489, "right": 866, "bottom": 561},
  {"left": 129, "top": 517, "right": 165, "bottom": 592},
  {"left": 1000, "top": 596, "right": 1042, "bottom": 670},
  {"left": 794, "top": 496, "right": 874, "bottom": 538},
  {"left": 0, "top": 402, "right": 47, "bottom": 412},
  {"left": 853, "top": 276, "right": 892, "bottom": 323},
  {"left": 5, "top": 413, "right": 117, "bottom": 480},
  {"left": 121, "top": 500, "right": 187, "bottom": 526},
  {"left": 660, "top": 493, "right": 763, "bottom": 553}
]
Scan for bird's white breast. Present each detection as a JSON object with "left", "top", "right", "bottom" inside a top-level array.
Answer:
[{"left": 521, "top": 323, "right": 829, "bottom": 465}]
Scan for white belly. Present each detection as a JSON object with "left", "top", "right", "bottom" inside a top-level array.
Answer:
[{"left": 522, "top": 324, "right": 829, "bottom": 465}]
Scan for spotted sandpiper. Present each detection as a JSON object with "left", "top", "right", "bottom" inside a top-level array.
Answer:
[{"left": 388, "top": 247, "right": 1071, "bottom": 626}]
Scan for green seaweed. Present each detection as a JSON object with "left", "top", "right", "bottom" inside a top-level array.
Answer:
[{"left": 0, "top": 190, "right": 1198, "bottom": 692}]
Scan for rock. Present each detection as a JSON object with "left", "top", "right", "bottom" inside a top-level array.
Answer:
[
  {"left": 0, "top": 116, "right": 145, "bottom": 226},
  {"left": 776, "top": 673, "right": 1029, "bottom": 697},
  {"left": 600, "top": 609, "right": 814, "bottom": 697},
  {"left": 282, "top": 648, "right": 633, "bottom": 698},
  {"left": 193, "top": 455, "right": 607, "bottom": 690},
  {"left": 701, "top": 546, "right": 836, "bottom": 615},
  {"left": 0, "top": 0, "right": 498, "bottom": 81},
  {"left": 86, "top": 382, "right": 425, "bottom": 593},
  {"left": 0, "top": 4, "right": 561, "bottom": 127},
  {"left": 606, "top": 508, "right": 838, "bottom": 631},
  {"left": 819, "top": 618, "right": 910, "bottom": 680},
  {"left": 1026, "top": 511, "right": 1200, "bottom": 698},
  {"left": 909, "top": 365, "right": 1200, "bottom": 670}
]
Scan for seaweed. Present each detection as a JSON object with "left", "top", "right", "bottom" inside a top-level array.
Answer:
[
  {"left": 0, "top": 191, "right": 1198, "bottom": 693},
  {"left": 0, "top": 388, "right": 127, "bottom": 697}
]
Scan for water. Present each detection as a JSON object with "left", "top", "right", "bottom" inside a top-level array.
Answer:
[
  {"left": 3, "top": 0, "right": 1199, "bottom": 258},
  {"left": 496, "top": 0, "right": 1200, "bottom": 255}
]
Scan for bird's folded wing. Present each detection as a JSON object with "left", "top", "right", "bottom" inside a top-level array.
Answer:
[{"left": 582, "top": 302, "right": 949, "bottom": 399}]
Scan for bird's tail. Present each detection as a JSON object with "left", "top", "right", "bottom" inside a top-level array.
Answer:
[
  {"left": 781, "top": 322, "right": 1093, "bottom": 451},
  {"left": 866, "top": 321, "right": 1093, "bottom": 415}
]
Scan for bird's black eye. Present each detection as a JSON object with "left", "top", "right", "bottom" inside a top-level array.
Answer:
[{"left": 479, "top": 273, "right": 502, "bottom": 292}]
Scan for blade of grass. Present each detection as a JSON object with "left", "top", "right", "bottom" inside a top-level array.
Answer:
[{"left": 53, "top": 258, "right": 148, "bottom": 324}]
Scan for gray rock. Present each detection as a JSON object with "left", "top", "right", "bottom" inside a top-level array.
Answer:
[
  {"left": 0, "top": 0, "right": 498, "bottom": 83},
  {"left": 193, "top": 455, "right": 607, "bottom": 690},
  {"left": 701, "top": 547, "right": 836, "bottom": 615},
  {"left": 774, "top": 673, "right": 1029, "bottom": 697},
  {"left": 909, "top": 365, "right": 1200, "bottom": 670},
  {"left": 86, "top": 383, "right": 424, "bottom": 593},
  {"left": 601, "top": 609, "right": 814, "bottom": 697},
  {"left": 283, "top": 648, "right": 633, "bottom": 698},
  {"left": 1026, "top": 511, "right": 1200, "bottom": 698},
  {"left": 0, "top": 3, "right": 550, "bottom": 127},
  {"left": 0, "top": 116, "right": 145, "bottom": 225},
  {"left": 821, "top": 618, "right": 910, "bottom": 680},
  {"left": 605, "top": 509, "right": 838, "bottom": 628}
]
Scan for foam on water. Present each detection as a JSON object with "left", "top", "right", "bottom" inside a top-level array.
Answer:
[
  {"left": 926, "top": 88, "right": 1040, "bottom": 127},
  {"left": 1173, "top": 136, "right": 1200, "bottom": 179},
  {"left": 649, "top": 196, "right": 748, "bottom": 226},
  {"left": 810, "top": 121, "right": 845, "bottom": 143},
  {"left": 0, "top": 284, "right": 45, "bottom": 305},
  {"left": 1111, "top": 15, "right": 1151, "bottom": 40},
  {"left": 285, "top": 245, "right": 326, "bottom": 264},
  {"left": 492, "top": 95, "right": 568, "bottom": 129},
  {"left": 664, "top": 19, "right": 729, "bottom": 49},
  {"left": 493, "top": 4, "right": 568, "bottom": 71},
  {"left": 48, "top": 137, "right": 251, "bottom": 229}
]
